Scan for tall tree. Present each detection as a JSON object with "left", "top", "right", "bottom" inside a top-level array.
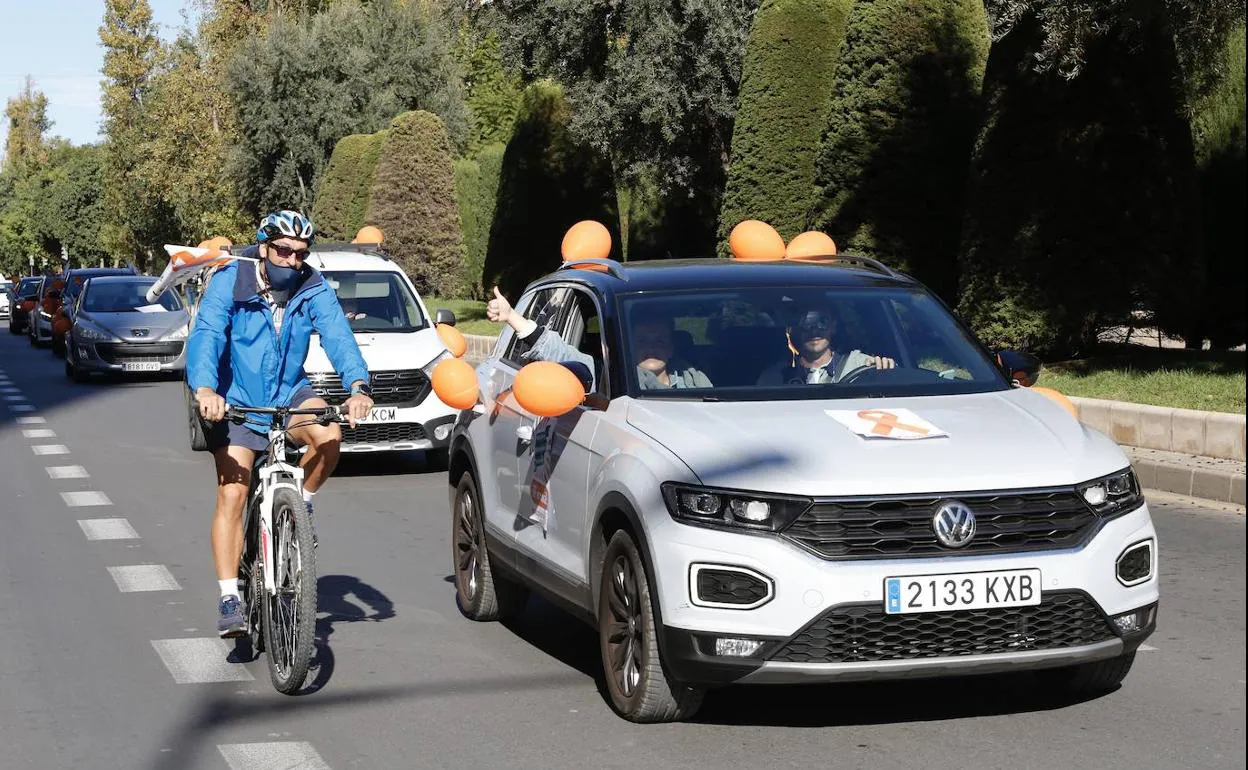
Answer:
[
  {"left": 717, "top": 0, "right": 853, "bottom": 250},
  {"left": 808, "top": 0, "right": 990, "bottom": 301},
  {"left": 2, "top": 77, "right": 52, "bottom": 172}
]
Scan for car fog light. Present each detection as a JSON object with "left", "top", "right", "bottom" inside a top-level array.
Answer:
[
  {"left": 77, "top": 346, "right": 91, "bottom": 359},
  {"left": 714, "top": 637, "right": 764, "bottom": 657},
  {"left": 729, "top": 499, "right": 771, "bottom": 523},
  {"left": 1116, "top": 540, "right": 1153, "bottom": 586},
  {"left": 434, "top": 424, "right": 452, "bottom": 441},
  {"left": 1111, "top": 604, "right": 1156, "bottom": 635},
  {"left": 1082, "top": 484, "right": 1107, "bottom": 506}
]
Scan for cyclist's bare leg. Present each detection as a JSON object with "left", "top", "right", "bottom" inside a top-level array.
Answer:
[
  {"left": 212, "top": 444, "right": 255, "bottom": 580},
  {"left": 287, "top": 395, "right": 341, "bottom": 494}
]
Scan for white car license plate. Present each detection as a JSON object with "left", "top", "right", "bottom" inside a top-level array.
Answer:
[
  {"left": 885, "top": 568, "right": 1041, "bottom": 615},
  {"left": 122, "top": 362, "right": 162, "bottom": 372},
  {"left": 361, "top": 407, "right": 397, "bottom": 423}
]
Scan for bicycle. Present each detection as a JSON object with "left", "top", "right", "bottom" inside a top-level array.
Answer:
[{"left": 226, "top": 403, "right": 345, "bottom": 694}]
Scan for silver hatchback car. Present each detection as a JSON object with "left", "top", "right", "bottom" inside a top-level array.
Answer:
[{"left": 64, "top": 275, "right": 190, "bottom": 382}]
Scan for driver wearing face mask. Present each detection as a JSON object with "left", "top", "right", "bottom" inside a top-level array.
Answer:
[{"left": 756, "top": 308, "right": 896, "bottom": 386}]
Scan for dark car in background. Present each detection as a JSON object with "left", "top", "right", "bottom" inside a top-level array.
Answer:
[
  {"left": 51, "top": 266, "right": 139, "bottom": 357},
  {"left": 8, "top": 276, "right": 43, "bottom": 335},
  {"left": 64, "top": 275, "right": 190, "bottom": 383}
]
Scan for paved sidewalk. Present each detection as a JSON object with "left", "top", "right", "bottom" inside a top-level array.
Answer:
[{"left": 1125, "top": 446, "right": 1245, "bottom": 507}]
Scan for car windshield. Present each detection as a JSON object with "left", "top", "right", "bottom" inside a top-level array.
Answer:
[
  {"left": 322, "top": 270, "right": 427, "bottom": 333},
  {"left": 618, "top": 285, "right": 1009, "bottom": 401},
  {"left": 82, "top": 280, "right": 182, "bottom": 313},
  {"left": 17, "top": 279, "right": 40, "bottom": 298}
]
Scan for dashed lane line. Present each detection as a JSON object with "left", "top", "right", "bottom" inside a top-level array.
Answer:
[
  {"left": 217, "top": 743, "right": 330, "bottom": 770},
  {"left": 22, "top": 428, "right": 56, "bottom": 439},
  {"left": 107, "top": 565, "right": 182, "bottom": 592},
  {"left": 61, "top": 491, "right": 112, "bottom": 507},
  {"left": 16, "top": 416, "right": 45, "bottom": 424},
  {"left": 150, "top": 639, "right": 255, "bottom": 683},
  {"left": 31, "top": 444, "right": 69, "bottom": 455},
  {"left": 9, "top": 404, "right": 36, "bottom": 412},
  {"left": 78, "top": 518, "right": 139, "bottom": 540},
  {"left": 46, "top": 466, "right": 89, "bottom": 479}
]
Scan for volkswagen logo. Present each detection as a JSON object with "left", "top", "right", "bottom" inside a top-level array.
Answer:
[{"left": 932, "top": 501, "right": 976, "bottom": 548}]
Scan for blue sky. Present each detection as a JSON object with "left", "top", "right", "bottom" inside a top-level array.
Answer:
[{"left": 1, "top": 0, "right": 194, "bottom": 148}]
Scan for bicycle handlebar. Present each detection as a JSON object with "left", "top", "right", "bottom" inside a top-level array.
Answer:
[{"left": 225, "top": 404, "right": 347, "bottom": 427}]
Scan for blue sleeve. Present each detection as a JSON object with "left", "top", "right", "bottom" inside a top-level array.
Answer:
[
  {"left": 309, "top": 288, "right": 369, "bottom": 388},
  {"left": 186, "top": 265, "right": 237, "bottom": 393}
]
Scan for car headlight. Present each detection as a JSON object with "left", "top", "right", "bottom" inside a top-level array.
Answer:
[
  {"left": 75, "top": 323, "right": 117, "bottom": 342},
  {"left": 1078, "top": 468, "right": 1143, "bottom": 518},
  {"left": 422, "top": 349, "right": 452, "bottom": 377},
  {"left": 38, "top": 309, "right": 52, "bottom": 318},
  {"left": 162, "top": 323, "right": 190, "bottom": 341},
  {"left": 661, "top": 482, "right": 811, "bottom": 533}
]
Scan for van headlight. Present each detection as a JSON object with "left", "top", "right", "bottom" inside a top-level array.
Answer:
[
  {"left": 1078, "top": 468, "right": 1143, "bottom": 518},
  {"left": 661, "top": 483, "right": 811, "bottom": 532},
  {"left": 422, "top": 349, "right": 452, "bottom": 377}
]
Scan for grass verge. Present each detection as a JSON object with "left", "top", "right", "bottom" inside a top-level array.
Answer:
[
  {"left": 424, "top": 296, "right": 502, "bottom": 336},
  {"left": 1042, "top": 345, "right": 1244, "bottom": 413}
]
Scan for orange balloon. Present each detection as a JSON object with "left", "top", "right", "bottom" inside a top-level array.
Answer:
[
  {"left": 514, "top": 361, "right": 585, "bottom": 417},
  {"left": 436, "top": 323, "right": 467, "bottom": 358},
  {"left": 206, "top": 236, "right": 233, "bottom": 251},
  {"left": 561, "top": 220, "right": 613, "bottom": 262},
  {"left": 52, "top": 317, "right": 71, "bottom": 337},
  {"left": 353, "top": 225, "right": 385, "bottom": 245},
  {"left": 785, "top": 231, "right": 838, "bottom": 261},
  {"left": 431, "top": 358, "right": 479, "bottom": 410},
  {"left": 729, "top": 220, "right": 786, "bottom": 261},
  {"left": 197, "top": 239, "right": 215, "bottom": 249},
  {"left": 1032, "top": 387, "right": 1077, "bottom": 419}
]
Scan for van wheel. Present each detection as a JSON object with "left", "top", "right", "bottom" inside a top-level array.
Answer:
[
  {"left": 1037, "top": 651, "right": 1136, "bottom": 693},
  {"left": 451, "top": 470, "right": 526, "bottom": 621},
  {"left": 597, "top": 530, "right": 704, "bottom": 722}
]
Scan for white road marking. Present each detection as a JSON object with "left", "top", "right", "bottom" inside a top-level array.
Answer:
[
  {"left": 22, "top": 428, "right": 56, "bottom": 439},
  {"left": 150, "top": 639, "right": 255, "bottom": 683},
  {"left": 9, "top": 404, "right": 36, "bottom": 412},
  {"left": 62, "top": 491, "right": 112, "bottom": 507},
  {"left": 3, "top": 394, "right": 29, "bottom": 401},
  {"left": 17, "top": 416, "right": 47, "bottom": 424},
  {"left": 32, "top": 444, "right": 69, "bottom": 455},
  {"left": 46, "top": 465, "right": 89, "bottom": 479},
  {"left": 78, "top": 518, "right": 139, "bottom": 540},
  {"left": 217, "top": 743, "right": 329, "bottom": 770},
  {"left": 0, "top": 387, "right": 21, "bottom": 394},
  {"left": 1140, "top": 644, "right": 1160, "bottom": 652},
  {"left": 107, "top": 565, "right": 181, "bottom": 592}
]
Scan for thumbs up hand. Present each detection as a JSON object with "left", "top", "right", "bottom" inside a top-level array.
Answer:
[{"left": 486, "top": 286, "right": 513, "bottom": 325}]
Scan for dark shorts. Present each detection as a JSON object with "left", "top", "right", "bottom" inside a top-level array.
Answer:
[{"left": 206, "top": 385, "right": 320, "bottom": 454}]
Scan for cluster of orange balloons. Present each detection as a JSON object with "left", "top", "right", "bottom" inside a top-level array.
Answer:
[{"left": 728, "top": 220, "right": 838, "bottom": 262}]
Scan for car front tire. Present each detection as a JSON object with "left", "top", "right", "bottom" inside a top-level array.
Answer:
[{"left": 597, "top": 530, "right": 704, "bottom": 723}]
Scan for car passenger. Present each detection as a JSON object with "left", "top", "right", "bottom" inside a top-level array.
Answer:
[{"left": 756, "top": 307, "right": 896, "bottom": 385}]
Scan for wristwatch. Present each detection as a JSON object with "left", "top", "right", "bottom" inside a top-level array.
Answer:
[{"left": 350, "top": 382, "right": 372, "bottom": 398}]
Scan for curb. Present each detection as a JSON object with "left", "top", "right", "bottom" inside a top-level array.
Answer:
[
  {"left": 464, "top": 333, "right": 498, "bottom": 362},
  {"left": 1125, "top": 447, "right": 1246, "bottom": 507},
  {"left": 1069, "top": 396, "right": 1244, "bottom": 462}
]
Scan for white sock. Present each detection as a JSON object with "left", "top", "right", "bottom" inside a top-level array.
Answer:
[
  {"left": 219, "top": 579, "right": 239, "bottom": 599},
  {"left": 303, "top": 488, "right": 316, "bottom": 504}
]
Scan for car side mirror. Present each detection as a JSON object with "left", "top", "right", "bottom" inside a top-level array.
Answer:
[
  {"left": 997, "top": 349, "right": 1041, "bottom": 387},
  {"left": 435, "top": 308, "right": 457, "bottom": 327}
]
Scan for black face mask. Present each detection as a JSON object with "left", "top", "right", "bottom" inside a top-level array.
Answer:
[{"left": 264, "top": 258, "right": 304, "bottom": 305}]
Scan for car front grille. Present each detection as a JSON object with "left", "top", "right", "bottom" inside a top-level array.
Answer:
[
  {"left": 95, "top": 341, "right": 183, "bottom": 365},
  {"left": 783, "top": 489, "right": 1098, "bottom": 559},
  {"left": 769, "top": 592, "right": 1116, "bottom": 663},
  {"left": 342, "top": 422, "right": 427, "bottom": 445},
  {"left": 308, "top": 369, "right": 430, "bottom": 406}
]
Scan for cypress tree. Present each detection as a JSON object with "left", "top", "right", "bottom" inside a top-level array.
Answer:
[
  {"left": 454, "top": 142, "right": 506, "bottom": 300},
  {"left": 717, "top": 0, "right": 854, "bottom": 251}
]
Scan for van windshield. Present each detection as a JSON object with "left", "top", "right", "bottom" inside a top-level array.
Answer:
[{"left": 322, "top": 271, "right": 428, "bottom": 333}]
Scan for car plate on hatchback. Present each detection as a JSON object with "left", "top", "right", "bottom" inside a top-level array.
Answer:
[
  {"left": 122, "top": 362, "right": 162, "bottom": 372},
  {"left": 885, "top": 568, "right": 1041, "bottom": 614}
]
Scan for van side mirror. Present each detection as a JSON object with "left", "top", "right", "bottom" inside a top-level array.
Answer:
[
  {"left": 997, "top": 349, "right": 1041, "bottom": 387},
  {"left": 435, "top": 308, "right": 457, "bottom": 327}
]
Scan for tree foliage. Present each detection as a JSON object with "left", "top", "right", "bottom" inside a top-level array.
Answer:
[
  {"left": 808, "top": 0, "right": 989, "bottom": 300},
  {"left": 366, "top": 110, "right": 466, "bottom": 297},
  {"left": 718, "top": 0, "right": 853, "bottom": 249},
  {"left": 2, "top": 78, "right": 51, "bottom": 172},
  {"left": 313, "top": 131, "right": 387, "bottom": 242},
  {"left": 483, "top": 81, "right": 619, "bottom": 297},
  {"left": 454, "top": 142, "right": 506, "bottom": 300},
  {"left": 956, "top": 11, "right": 1203, "bottom": 356},
  {"left": 227, "top": 0, "right": 467, "bottom": 217},
  {"left": 457, "top": 26, "right": 522, "bottom": 157}
]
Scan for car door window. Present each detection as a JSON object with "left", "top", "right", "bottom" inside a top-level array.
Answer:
[
  {"left": 555, "top": 288, "right": 608, "bottom": 398},
  {"left": 502, "top": 287, "right": 572, "bottom": 367}
]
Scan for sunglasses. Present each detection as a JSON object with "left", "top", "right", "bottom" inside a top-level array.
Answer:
[{"left": 268, "top": 243, "right": 310, "bottom": 260}]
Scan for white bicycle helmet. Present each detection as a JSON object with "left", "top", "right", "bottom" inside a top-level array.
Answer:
[{"left": 256, "top": 210, "right": 315, "bottom": 244}]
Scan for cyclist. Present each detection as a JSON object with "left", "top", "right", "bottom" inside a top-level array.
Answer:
[
  {"left": 756, "top": 306, "right": 896, "bottom": 385},
  {"left": 187, "top": 210, "right": 374, "bottom": 638}
]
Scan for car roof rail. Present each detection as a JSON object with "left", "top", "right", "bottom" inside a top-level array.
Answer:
[
  {"left": 310, "top": 241, "right": 391, "bottom": 259},
  {"left": 812, "top": 254, "right": 908, "bottom": 280},
  {"left": 557, "top": 258, "right": 627, "bottom": 280}
]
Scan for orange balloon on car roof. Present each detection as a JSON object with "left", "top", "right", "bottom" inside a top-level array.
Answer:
[
  {"left": 729, "top": 220, "right": 786, "bottom": 261},
  {"left": 785, "top": 231, "right": 837, "bottom": 261},
  {"left": 561, "top": 220, "right": 613, "bottom": 262}
]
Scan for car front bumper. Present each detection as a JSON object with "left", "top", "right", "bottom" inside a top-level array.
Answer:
[
  {"left": 73, "top": 338, "right": 187, "bottom": 374},
  {"left": 648, "top": 503, "right": 1159, "bottom": 686},
  {"left": 337, "top": 402, "right": 459, "bottom": 453}
]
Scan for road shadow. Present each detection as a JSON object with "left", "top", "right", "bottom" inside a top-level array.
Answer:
[
  {"left": 333, "top": 450, "right": 446, "bottom": 477},
  {"left": 302, "top": 574, "right": 398, "bottom": 695}
]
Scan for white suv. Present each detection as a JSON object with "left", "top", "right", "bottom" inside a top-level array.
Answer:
[
  {"left": 445, "top": 257, "right": 1159, "bottom": 723},
  {"left": 185, "top": 243, "right": 460, "bottom": 460}
]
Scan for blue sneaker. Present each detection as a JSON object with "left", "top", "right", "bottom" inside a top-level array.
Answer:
[{"left": 217, "top": 595, "right": 246, "bottom": 638}]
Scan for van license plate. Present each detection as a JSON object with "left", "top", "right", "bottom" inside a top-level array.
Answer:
[
  {"left": 363, "top": 407, "right": 397, "bottom": 423},
  {"left": 885, "top": 569, "right": 1042, "bottom": 614}
]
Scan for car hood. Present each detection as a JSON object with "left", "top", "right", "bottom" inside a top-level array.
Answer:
[
  {"left": 625, "top": 388, "right": 1127, "bottom": 496},
  {"left": 305, "top": 327, "right": 445, "bottom": 373},
  {"left": 81, "top": 310, "right": 189, "bottom": 339}
]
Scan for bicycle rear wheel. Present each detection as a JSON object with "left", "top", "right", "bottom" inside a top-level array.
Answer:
[{"left": 261, "top": 486, "right": 317, "bottom": 694}]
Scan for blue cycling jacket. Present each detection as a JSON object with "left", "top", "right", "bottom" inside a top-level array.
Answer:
[{"left": 186, "top": 248, "right": 369, "bottom": 432}]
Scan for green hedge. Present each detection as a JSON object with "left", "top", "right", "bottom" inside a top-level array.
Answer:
[
  {"left": 313, "top": 131, "right": 385, "bottom": 242},
  {"left": 808, "top": 0, "right": 989, "bottom": 300},
  {"left": 717, "top": 0, "right": 853, "bottom": 252},
  {"left": 454, "top": 142, "right": 506, "bottom": 300},
  {"left": 483, "top": 81, "right": 619, "bottom": 298},
  {"left": 955, "top": 13, "right": 1204, "bottom": 356},
  {"left": 366, "top": 111, "right": 466, "bottom": 297}
]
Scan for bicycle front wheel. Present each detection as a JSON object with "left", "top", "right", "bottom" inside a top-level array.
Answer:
[{"left": 261, "top": 486, "right": 318, "bottom": 694}]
